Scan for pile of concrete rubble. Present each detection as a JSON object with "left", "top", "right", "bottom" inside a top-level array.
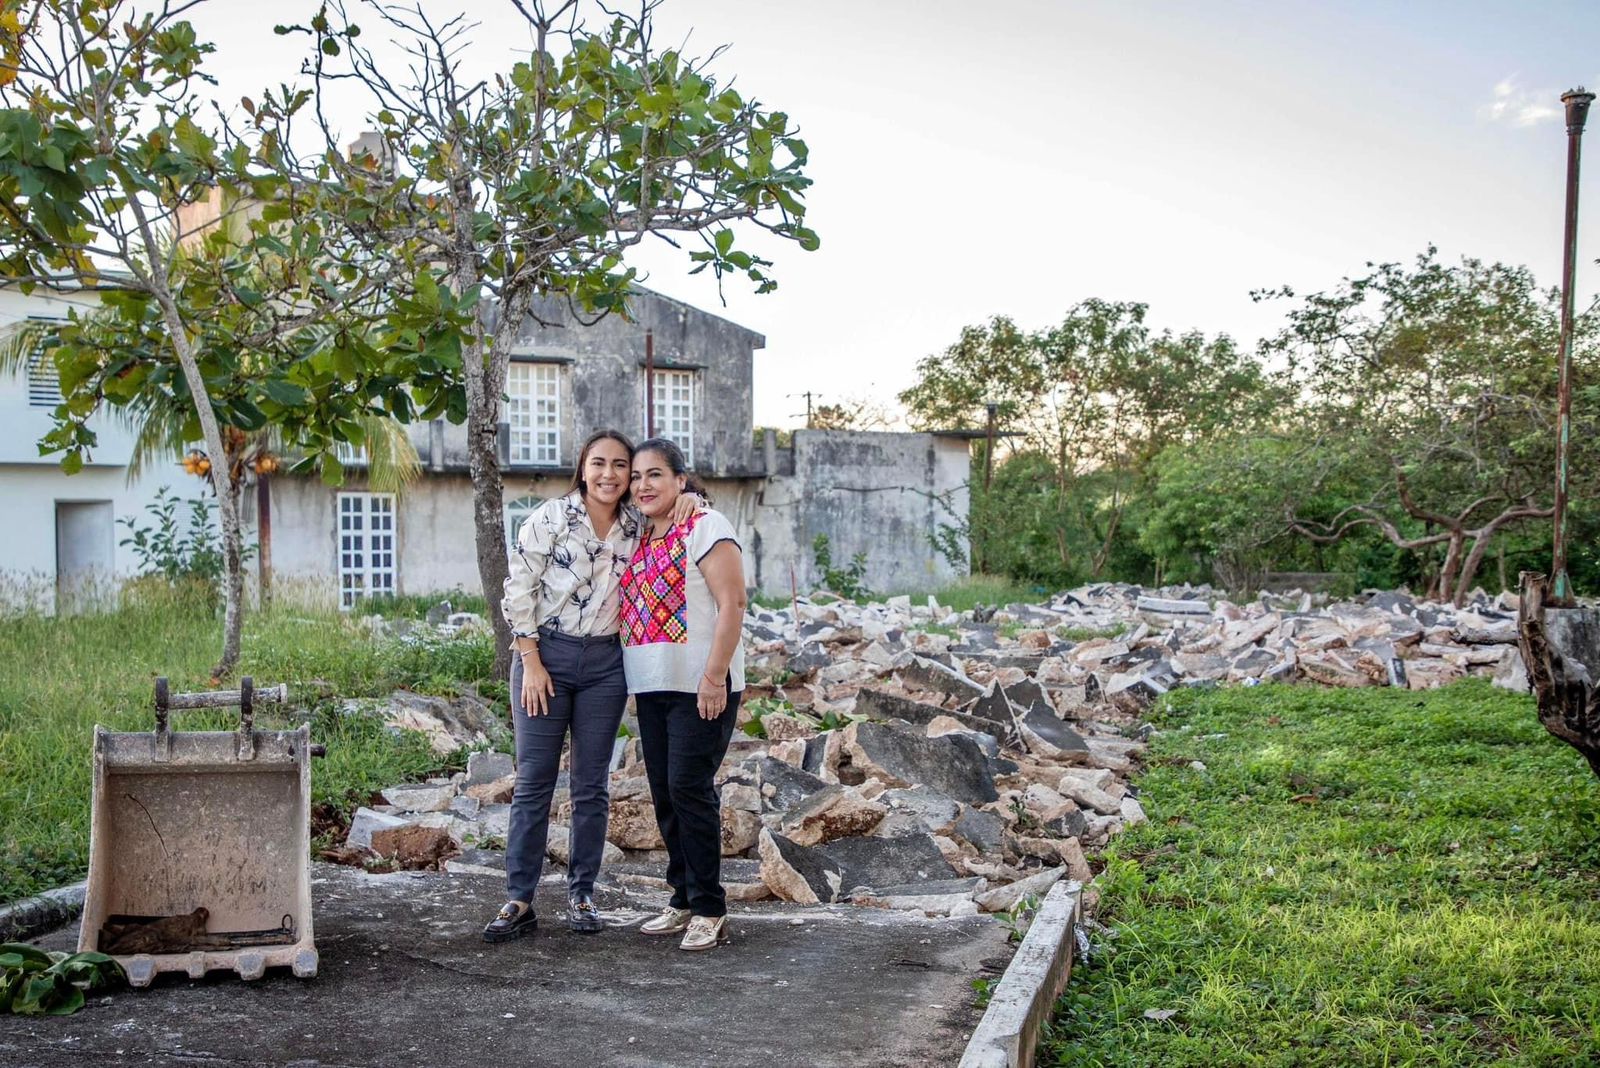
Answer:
[{"left": 339, "top": 583, "right": 1529, "bottom": 917}]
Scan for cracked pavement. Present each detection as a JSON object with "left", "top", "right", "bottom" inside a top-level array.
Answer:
[{"left": 2, "top": 863, "right": 1010, "bottom": 1068}]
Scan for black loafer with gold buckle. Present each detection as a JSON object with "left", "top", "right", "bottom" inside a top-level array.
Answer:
[{"left": 483, "top": 902, "right": 537, "bottom": 943}]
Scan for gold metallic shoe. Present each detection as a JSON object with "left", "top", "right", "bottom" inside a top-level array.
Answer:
[
  {"left": 678, "top": 914, "right": 728, "bottom": 952},
  {"left": 639, "top": 906, "right": 692, "bottom": 936}
]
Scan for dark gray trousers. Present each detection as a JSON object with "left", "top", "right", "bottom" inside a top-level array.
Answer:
[{"left": 504, "top": 630, "right": 627, "bottom": 905}]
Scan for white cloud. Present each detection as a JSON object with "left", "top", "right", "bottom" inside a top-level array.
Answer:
[{"left": 1479, "top": 75, "right": 1564, "bottom": 127}]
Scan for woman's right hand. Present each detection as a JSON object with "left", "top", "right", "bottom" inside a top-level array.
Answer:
[{"left": 520, "top": 658, "right": 555, "bottom": 716}]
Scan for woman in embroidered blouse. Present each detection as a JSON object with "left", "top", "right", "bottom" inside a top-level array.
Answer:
[
  {"left": 483, "top": 429, "right": 698, "bottom": 944},
  {"left": 619, "top": 437, "right": 747, "bottom": 952}
]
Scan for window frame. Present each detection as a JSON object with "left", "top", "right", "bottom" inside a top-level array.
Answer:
[
  {"left": 335, "top": 491, "right": 397, "bottom": 610},
  {"left": 647, "top": 367, "right": 696, "bottom": 465},
  {"left": 505, "top": 361, "right": 562, "bottom": 466}
]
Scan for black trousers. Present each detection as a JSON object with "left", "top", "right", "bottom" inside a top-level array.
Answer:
[{"left": 635, "top": 682, "right": 741, "bottom": 917}]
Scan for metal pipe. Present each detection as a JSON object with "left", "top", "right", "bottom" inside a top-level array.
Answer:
[
  {"left": 256, "top": 473, "right": 272, "bottom": 608},
  {"left": 645, "top": 328, "right": 656, "bottom": 438},
  {"left": 1552, "top": 87, "right": 1593, "bottom": 605}
]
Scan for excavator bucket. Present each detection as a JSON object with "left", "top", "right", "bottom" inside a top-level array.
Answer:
[{"left": 77, "top": 678, "right": 319, "bottom": 987}]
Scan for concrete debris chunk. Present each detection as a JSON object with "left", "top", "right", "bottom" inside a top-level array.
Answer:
[
  {"left": 758, "top": 829, "right": 844, "bottom": 904},
  {"left": 380, "top": 783, "right": 457, "bottom": 813},
  {"left": 778, "top": 785, "right": 890, "bottom": 847}
]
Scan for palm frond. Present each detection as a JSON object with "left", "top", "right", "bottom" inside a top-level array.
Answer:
[
  {"left": 0, "top": 319, "right": 50, "bottom": 378},
  {"left": 359, "top": 414, "right": 422, "bottom": 494}
]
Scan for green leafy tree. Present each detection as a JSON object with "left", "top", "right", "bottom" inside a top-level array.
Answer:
[
  {"left": 0, "top": 0, "right": 454, "bottom": 675},
  {"left": 1262, "top": 248, "right": 1600, "bottom": 604},
  {"left": 271, "top": 0, "right": 818, "bottom": 675},
  {"left": 901, "top": 302, "right": 1275, "bottom": 580}
]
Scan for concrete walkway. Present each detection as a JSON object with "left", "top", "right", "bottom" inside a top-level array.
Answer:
[{"left": 3, "top": 863, "right": 1010, "bottom": 1068}]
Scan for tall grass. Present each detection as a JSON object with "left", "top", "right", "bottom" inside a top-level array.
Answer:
[{"left": 0, "top": 584, "right": 499, "bottom": 902}]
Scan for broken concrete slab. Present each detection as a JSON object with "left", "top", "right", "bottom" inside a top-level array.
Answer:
[
  {"left": 1016, "top": 705, "right": 1089, "bottom": 760},
  {"left": 898, "top": 656, "right": 986, "bottom": 702},
  {"left": 758, "top": 829, "right": 845, "bottom": 904},
  {"left": 844, "top": 722, "right": 1001, "bottom": 806},
  {"left": 754, "top": 756, "right": 830, "bottom": 813},
  {"left": 380, "top": 783, "right": 457, "bottom": 813},
  {"left": 345, "top": 806, "right": 409, "bottom": 849},
  {"left": 952, "top": 807, "right": 1006, "bottom": 854},
  {"left": 975, "top": 865, "right": 1066, "bottom": 913},
  {"left": 882, "top": 786, "right": 962, "bottom": 836},
  {"left": 779, "top": 785, "right": 890, "bottom": 847},
  {"left": 464, "top": 749, "right": 514, "bottom": 787},
  {"left": 852, "top": 687, "right": 962, "bottom": 728},
  {"left": 824, "top": 832, "right": 959, "bottom": 893},
  {"left": 852, "top": 877, "right": 985, "bottom": 916}
]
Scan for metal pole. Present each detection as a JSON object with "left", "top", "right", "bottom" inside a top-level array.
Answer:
[
  {"left": 983, "top": 402, "right": 997, "bottom": 491},
  {"left": 257, "top": 473, "right": 272, "bottom": 608},
  {"left": 645, "top": 328, "right": 656, "bottom": 438},
  {"left": 1552, "top": 87, "right": 1593, "bottom": 605}
]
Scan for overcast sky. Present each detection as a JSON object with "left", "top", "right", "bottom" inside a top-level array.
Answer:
[{"left": 187, "top": 0, "right": 1600, "bottom": 428}]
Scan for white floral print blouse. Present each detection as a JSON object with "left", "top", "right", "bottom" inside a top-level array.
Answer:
[{"left": 501, "top": 491, "right": 644, "bottom": 640}]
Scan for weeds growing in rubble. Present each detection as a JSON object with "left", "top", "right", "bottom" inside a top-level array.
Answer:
[{"left": 1043, "top": 680, "right": 1600, "bottom": 1067}]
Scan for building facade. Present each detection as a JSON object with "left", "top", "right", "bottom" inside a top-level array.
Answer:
[
  {"left": 0, "top": 284, "right": 201, "bottom": 612},
  {"left": 2, "top": 283, "right": 970, "bottom": 611}
]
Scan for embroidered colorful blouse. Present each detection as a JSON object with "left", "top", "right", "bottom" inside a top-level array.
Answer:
[{"left": 619, "top": 508, "right": 745, "bottom": 695}]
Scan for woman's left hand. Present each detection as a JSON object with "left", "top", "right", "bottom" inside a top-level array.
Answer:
[{"left": 697, "top": 673, "right": 727, "bottom": 720}]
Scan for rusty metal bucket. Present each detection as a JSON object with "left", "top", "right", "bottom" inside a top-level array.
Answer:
[{"left": 77, "top": 677, "right": 320, "bottom": 987}]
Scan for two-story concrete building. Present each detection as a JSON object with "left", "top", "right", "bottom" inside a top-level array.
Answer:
[
  {"left": 265, "top": 287, "right": 973, "bottom": 606},
  {"left": 2, "top": 280, "right": 971, "bottom": 611}
]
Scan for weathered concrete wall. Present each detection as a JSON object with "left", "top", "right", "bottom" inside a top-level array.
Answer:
[
  {"left": 262, "top": 434, "right": 970, "bottom": 606},
  {"left": 265, "top": 473, "right": 769, "bottom": 601},
  {"left": 405, "top": 287, "right": 764, "bottom": 479},
  {"left": 752, "top": 431, "right": 971, "bottom": 596}
]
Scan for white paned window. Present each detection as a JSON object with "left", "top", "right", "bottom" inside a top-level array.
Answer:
[
  {"left": 505, "top": 494, "right": 545, "bottom": 552},
  {"left": 650, "top": 369, "right": 695, "bottom": 465},
  {"left": 337, "top": 492, "right": 396, "bottom": 609},
  {"left": 507, "top": 362, "right": 560, "bottom": 465}
]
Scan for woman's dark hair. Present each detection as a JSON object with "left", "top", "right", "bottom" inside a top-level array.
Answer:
[
  {"left": 571, "top": 429, "right": 635, "bottom": 498},
  {"left": 633, "top": 437, "right": 710, "bottom": 501}
]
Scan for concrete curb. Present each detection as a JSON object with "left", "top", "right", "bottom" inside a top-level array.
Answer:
[
  {"left": 959, "top": 879, "right": 1082, "bottom": 1068},
  {"left": 0, "top": 881, "right": 86, "bottom": 943}
]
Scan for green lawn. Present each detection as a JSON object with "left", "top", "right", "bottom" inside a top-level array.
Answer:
[
  {"left": 0, "top": 585, "right": 499, "bottom": 902},
  {"left": 1044, "top": 681, "right": 1600, "bottom": 1067}
]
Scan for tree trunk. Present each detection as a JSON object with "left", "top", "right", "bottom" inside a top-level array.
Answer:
[
  {"left": 152, "top": 297, "right": 243, "bottom": 680},
  {"left": 215, "top": 476, "right": 245, "bottom": 680},
  {"left": 1435, "top": 531, "right": 1465, "bottom": 604},
  {"left": 131, "top": 197, "right": 244, "bottom": 679},
  {"left": 464, "top": 338, "right": 513, "bottom": 681},
  {"left": 1518, "top": 572, "right": 1600, "bottom": 780}
]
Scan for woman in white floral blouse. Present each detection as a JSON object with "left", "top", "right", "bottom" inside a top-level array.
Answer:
[{"left": 484, "top": 429, "right": 698, "bottom": 944}]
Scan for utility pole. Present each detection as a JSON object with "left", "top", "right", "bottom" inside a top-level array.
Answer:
[
  {"left": 1552, "top": 86, "right": 1593, "bottom": 605},
  {"left": 788, "top": 391, "right": 816, "bottom": 428}
]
